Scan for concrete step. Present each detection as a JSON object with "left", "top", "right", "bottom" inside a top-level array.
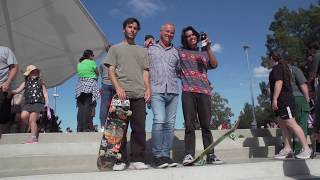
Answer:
[
  {"left": 0, "top": 128, "right": 282, "bottom": 144},
  {"left": 0, "top": 142, "right": 277, "bottom": 176},
  {"left": 1, "top": 158, "right": 320, "bottom": 179}
]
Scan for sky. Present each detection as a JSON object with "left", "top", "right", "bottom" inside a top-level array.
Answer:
[{"left": 47, "top": 0, "right": 319, "bottom": 132}]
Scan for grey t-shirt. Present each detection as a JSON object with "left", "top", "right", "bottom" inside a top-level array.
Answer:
[
  {"left": 289, "top": 64, "right": 307, "bottom": 97},
  {"left": 103, "top": 42, "right": 149, "bottom": 99},
  {"left": 0, "top": 46, "right": 18, "bottom": 85}
]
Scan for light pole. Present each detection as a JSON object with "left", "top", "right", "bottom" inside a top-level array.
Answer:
[
  {"left": 52, "top": 87, "right": 59, "bottom": 113},
  {"left": 242, "top": 44, "right": 257, "bottom": 129}
]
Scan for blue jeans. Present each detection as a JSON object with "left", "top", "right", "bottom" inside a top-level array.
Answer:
[
  {"left": 99, "top": 84, "right": 114, "bottom": 127},
  {"left": 151, "top": 93, "right": 179, "bottom": 157}
]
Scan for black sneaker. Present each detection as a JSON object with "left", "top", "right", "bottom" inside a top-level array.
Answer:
[
  {"left": 154, "top": 157, "right": 168, "bottom": 168},
  {"left": 162, "top": 157, "right": 178, "bottom": 167},
  {"left": 206, "top": 154, "right": 223, "bottom": 165}
]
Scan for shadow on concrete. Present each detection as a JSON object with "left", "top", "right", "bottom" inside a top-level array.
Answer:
[
  {"left": 243, "top": 128, "right": 282, "bottom": 158},
  {"left": 282, "top": 159, "right": 320, "bottom": 179}
]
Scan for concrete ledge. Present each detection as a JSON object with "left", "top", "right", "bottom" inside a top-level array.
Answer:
[
  {"left": 1, "top": 159, "right": 319, "bottom": 180},
  {"left": 0, "top": 128, "right": 282, "bottom": 144}
]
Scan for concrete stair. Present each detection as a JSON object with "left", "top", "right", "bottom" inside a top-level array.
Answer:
[{"left": 1, "top": 128, "right": 319, "bottom": 179}]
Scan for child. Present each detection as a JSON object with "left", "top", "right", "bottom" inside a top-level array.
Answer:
[{"left": 12, "top": 65, "right": 49, "bottom": 144}]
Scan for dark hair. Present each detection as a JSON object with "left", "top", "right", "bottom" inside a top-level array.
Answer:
[
  {"left": 79, "top": 49, "right": 94, "bottom": 62},
  {"left": 270, "top": 51, "right": 292, "bottom": 81},
  {"left": 308, "top": 41, "right": 320, "bottom": 50},
  {"left": 122, "top": 17, "right": 140, "bottom": 31},
  {"left": 144, "top": 35, "right": 154, "bottom": 41},
  {"left": 180, "top": 26, "right": 200, "bottom": 50}
]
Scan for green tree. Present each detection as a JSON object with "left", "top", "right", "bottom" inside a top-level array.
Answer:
[
  {"left": 210, "top": 92, "right": 234, "bottom": 129},
  {"left": 262, "top": 5, "right": 320, "bottom": 69},
  {"left": 238, "top": 82, "right": 275, "bottom": 129}
]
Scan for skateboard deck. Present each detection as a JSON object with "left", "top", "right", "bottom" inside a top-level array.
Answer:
[
  {"left": 184, "top": 119, "right": 240, "bottom": 166},
  {"left": 97, "top": 95, "right": 131, "bottom": 171}
]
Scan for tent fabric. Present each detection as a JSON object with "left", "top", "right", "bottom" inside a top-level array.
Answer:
[{"left": 0, "top": 0, "right": 109, "bottom": 87}]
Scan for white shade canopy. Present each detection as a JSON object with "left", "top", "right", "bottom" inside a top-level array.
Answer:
[{"left": 0, "top": 0, "right": 109, "bottom": 87}]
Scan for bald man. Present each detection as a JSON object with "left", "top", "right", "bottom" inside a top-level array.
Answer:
[{"left": 148, "top": 23, "right": 180, "bottom": 168}]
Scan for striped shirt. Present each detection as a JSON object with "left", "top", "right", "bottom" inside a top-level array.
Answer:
[
  {"left": 148, "top": 43, "right": 180, "bottom": 94},
  {"left": 178, "top": 48, "right": 215, "bottom": 95}
]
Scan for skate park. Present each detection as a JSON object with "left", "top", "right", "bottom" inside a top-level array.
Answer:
[{"left": 1, "top": 0, "right": 320, "bottom": 179}]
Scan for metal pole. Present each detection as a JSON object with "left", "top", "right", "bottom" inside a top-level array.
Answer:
[
  {"left": 53, "top": 87, "right": 59, "bottom": 113},
  {"left": 242, "top": 45, "right": 257, "bottom": 129}
]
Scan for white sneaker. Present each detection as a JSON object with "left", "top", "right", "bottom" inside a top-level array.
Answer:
[
  {"left": 182, "top": 154, "right": 194, "bottom": 166},
  {"left": 112, "top": 162, "right": 126, "bottom": 171},
  {"left": 100, "top": 127, "right": 105, "bottom": 132},
  {"left": 274, "top": 149, "right": 293, "bottom": 159},
  {"left": 128, "top": 162, "right": 148, "bottom": 170},
  {"left": 295, "top": 148, "right": 312, "bottom": 159}
]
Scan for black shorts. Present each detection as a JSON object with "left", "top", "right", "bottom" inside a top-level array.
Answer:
[{"left": 275, "top": 106, "right": 295, "bottom": 120}]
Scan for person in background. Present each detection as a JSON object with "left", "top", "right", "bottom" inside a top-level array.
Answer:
[
  {"left": 269, "top": 52, "right": 312, "bottom": 159},
  {"left": 308, "top": 42, "right": 320, "bottom": 141},
  {"left": 99, "top": 63, "right": 115, "bottom": 132},
  {"left": 144, "top": 35, "right": 155, "bottom": 48},
  {"left": 75, "top": 49, "right": 99, "bottom": 132},
  {"left": 0, "top": 46, "right": 18, "bottom": 126},
  {"left": 12, "top": 65, "right": 49, "bottom": 144}
]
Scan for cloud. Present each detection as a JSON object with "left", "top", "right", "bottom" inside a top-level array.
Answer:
[
  {"left": 211, "top": 43, "right": 223, "bottom": 53},
  {"left": 127, "top": 0, "right": 163, "bottom": 18},
  {"left": 254, "top": 66, "right": 270, "bottom": 78},
  {"left": 109, "top": 9, "right": 126, "bottom": 17}
]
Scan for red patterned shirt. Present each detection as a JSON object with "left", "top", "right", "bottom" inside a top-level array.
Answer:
[{"left": 178, "top": 48, "right": 215, "bottom": 95}]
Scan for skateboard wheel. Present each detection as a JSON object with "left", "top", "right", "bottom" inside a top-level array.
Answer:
[
  {"left": 126, "top": 110, "right": 132, "bottom": 116},
  {"left": 99, "top": 149, "right": 106, "bottom": 156}
]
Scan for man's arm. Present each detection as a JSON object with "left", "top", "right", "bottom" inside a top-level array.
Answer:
[
  {"left": 1, "top": 64, "right": 18, "bottom": 92},
  {"left": 143, "top": 69, "right": 151, "bottom": 103},
  {"left": 203, "top": 37, "right": 218, "bottom": 68},
  {"left": 108, "top": 65, "right": 126, "bottom": 99},
  {"left": 272, "top": 80, "right": 283, "bottom": 110},
  {"left": 299, "top": 83, "right": 310, "bottom": 102}
]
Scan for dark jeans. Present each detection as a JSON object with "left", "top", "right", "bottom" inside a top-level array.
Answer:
[
  {"left": 182, "top": 92, "right": 214, "bottom": 156},
  {"left": 77, "top": 93, "right": 95, "bottom": 132},
  {"left": 0, "top": 91, "right": 12, "bottom": 124},
  {"left": 119, "top": 98, "right": 146, "bottom": 163}
]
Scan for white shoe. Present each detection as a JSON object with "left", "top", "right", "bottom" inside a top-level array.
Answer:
[
  {"left": 100, "top": 127, "right": 105, "bottom": 132},
  {"left": 295, "top": 148, "right": 312, "bottom": 159},
  {"left": 112, "top": 162, "right": 126, "bottom": 171},
  {"left": 182, "top": 154, "right": 194, "bottom": 166},
  {"left": 128, "top": 162, "right": 148, "bottom": 170}
]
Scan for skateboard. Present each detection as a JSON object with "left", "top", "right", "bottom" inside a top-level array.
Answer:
[
  {"left": 97, "top": 95, "right": 132, "bottom": 171},
  {"left": 184, "top": 119, "right": 240, "bottom": 166}
]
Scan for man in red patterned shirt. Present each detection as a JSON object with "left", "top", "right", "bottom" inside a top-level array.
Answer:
[{"left": 178, "top": 26, "right": 223, "bottom": 165}]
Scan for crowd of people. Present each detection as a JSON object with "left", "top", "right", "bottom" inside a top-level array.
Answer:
[{"left": 1, "top": 16, "right": 320, "bottom": 170}]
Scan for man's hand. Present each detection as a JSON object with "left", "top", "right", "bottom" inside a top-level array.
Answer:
[
  {"left": 272, "top": 99, "right": 278, "bottom": 111},
  {"left": 1, "top": 81, "right": 10, "bottom": 92},
  {"left": 144, "top": 88, "right": 151, "bottom": 103},
  {"left": 116, "top": 87, "right": 126, "bottom": 100}
]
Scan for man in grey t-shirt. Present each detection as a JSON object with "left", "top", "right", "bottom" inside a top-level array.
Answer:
[
  {"left": 288, "top": 64, "right": 310, "bottom": 152},
  {"left": 103, "top": 17, "right": 151, "bottom": 171},
  {"left": 0, "top": 46, "right": 18, "bottom": 123}
]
